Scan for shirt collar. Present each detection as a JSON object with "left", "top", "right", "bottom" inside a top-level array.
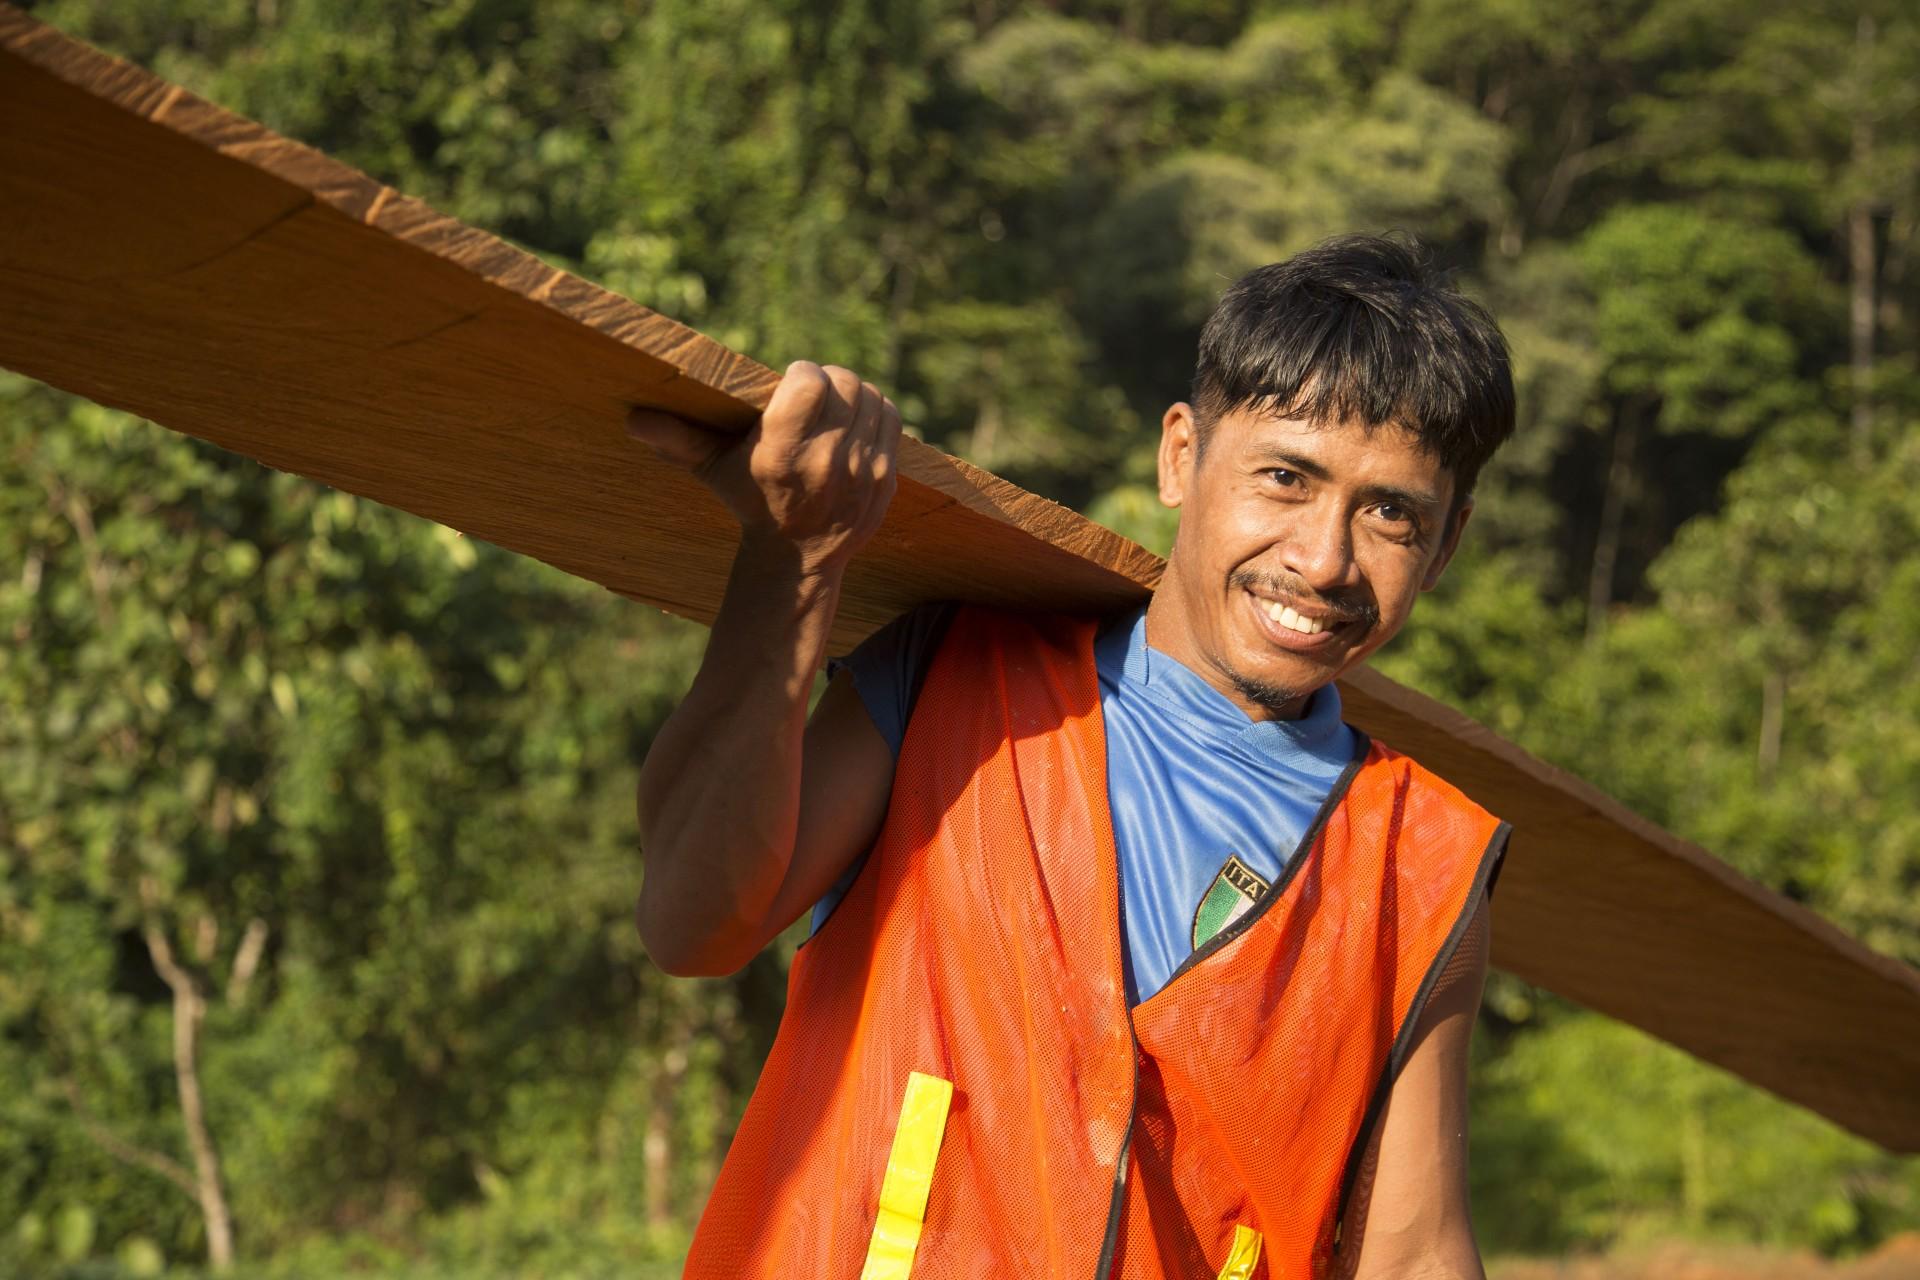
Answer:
[{"left": 1107, "top": 603, "right": 1354, "bottom": 774}]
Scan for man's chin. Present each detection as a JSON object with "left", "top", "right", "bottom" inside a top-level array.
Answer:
[
  {"left": 1225, "top": 669, "right": 1310, "bottom": 719},
  {"left": 1232, "top": 626, "right": 1380, "bottom": 703},
  {"left": 1212, "top": 639, "right": 1345, "bottom": 719}
]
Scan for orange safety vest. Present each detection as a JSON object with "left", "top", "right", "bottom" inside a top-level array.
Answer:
[{"left": 685, "top": 606, "right": 1508, "bottom": 1279}]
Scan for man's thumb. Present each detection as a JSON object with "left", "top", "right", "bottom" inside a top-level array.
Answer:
[{"left": 626, "top": 407, "right": 730, "bottom": 470}]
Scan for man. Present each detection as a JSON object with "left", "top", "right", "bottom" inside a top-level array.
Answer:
[{"left": 630, "top": 235, "right": 1515, "bottom": 1279}]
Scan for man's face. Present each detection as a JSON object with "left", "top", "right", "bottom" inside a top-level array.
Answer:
[{"left": 1148, "top": 400, "right": 1470, "bottom": 720}]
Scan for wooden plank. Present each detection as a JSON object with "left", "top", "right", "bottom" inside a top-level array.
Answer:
[
  {"left": 3, "top": 5, "right": 1917, "bottom": 1152},
  {"left": 0, "top": 5, "right": 1162, "bottom": 654},
  {"left": 1342, "top": 669, "right": 1920, "bottom": 1152}
]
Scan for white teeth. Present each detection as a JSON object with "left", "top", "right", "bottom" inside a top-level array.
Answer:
[{"left": 1263, "top": 598, "right": 1325, "bottom": 635}]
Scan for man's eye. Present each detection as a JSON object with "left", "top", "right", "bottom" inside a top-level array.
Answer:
[
  {"left": 1373, "top": 504, "right": 1424, "bottom": 539},
  {"left": 1263, "top": 468, "right": 1300, "bottom": 486}
]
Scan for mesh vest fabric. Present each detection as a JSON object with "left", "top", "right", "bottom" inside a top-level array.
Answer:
[{"left": 683, "top": 606, "right": 1507, "bottom": 1279}]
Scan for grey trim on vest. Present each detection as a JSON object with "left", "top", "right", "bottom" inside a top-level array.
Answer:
[{"left": 1330, "top": 820, "right": 1513, "bottom": 1255}]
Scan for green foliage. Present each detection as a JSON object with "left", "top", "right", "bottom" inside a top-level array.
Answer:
[
  {"left": 5, "top": 0, "right": 1920, "bottom": 1273},
  {"left": 0, "top": 377, "right": 733, "bottom": 1272},
  {"left": 1540, "top": 418, "right": 1920, "bottom": 960},
  {"left": 1472, "top": 1011, "right": 1920, "bottom": 1257},
  {"left": 1577, "top": 204, "right": 1827, "bottom": 437}
]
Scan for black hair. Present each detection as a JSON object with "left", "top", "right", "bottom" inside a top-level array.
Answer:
[{"left": 1191, "top": 234, "right": 1515, "bottom": 502}]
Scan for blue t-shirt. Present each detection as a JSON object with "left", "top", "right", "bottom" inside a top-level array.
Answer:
[{"left": 824, "top": 604, "right": 1360, "bottom": 1004}]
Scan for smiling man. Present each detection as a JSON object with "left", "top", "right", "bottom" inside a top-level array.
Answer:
[{"left": 631, "top": 235, "right": 1516, "bottom": 1279}]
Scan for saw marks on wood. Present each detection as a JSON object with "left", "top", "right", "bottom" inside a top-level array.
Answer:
[
  {"left": 0, "top": 5, "right": 1161, "bottom": 654},
  {"left": 2, "top": 5, "right": 1916, "bottom": 1152}
]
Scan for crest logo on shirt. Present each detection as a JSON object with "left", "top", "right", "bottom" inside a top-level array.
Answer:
[{"left": 1192, "top": 854, "right": 1272, "bottom": 950}]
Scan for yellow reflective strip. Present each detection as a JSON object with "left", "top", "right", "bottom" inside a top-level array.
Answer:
[
  {"left": 860, "top": 1071, "right": 954, "bottom": 1280},
  {"left": 1216, "top": 1224, "right": 1263, "bottom": 1280}
]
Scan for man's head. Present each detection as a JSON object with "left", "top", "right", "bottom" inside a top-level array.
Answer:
[{"left": 1148, "top": 234, "right": 1515, "bottom": 720}]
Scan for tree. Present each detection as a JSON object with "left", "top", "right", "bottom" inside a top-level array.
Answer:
[
  {"left": 1620, "top": 0, "right": 1920, "bottom": 461},
  {"left": 0, "top": 372, "right": 699, "bottom": 1265},
  {"left": 1572, "top": 203, "right": 1829, "bottom": 633}
]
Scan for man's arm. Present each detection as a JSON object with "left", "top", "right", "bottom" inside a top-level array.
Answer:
[
  {"left": 1340, "top": 893, "right": 1492, "bottom": 1280},
  {"left": 629, "top": 361, "right": 902, "bottom": 977}
]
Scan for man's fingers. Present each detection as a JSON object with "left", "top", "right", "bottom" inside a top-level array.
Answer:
[
  {"left": 872, "top": 395, "right": 902, "bottom": 488},
  {"left": 818, "top": 365, "right": 866, "bottom": 437},
  {"left": 845, "top": 382, "right": 885, "bottom": 476},
  {"left": 636, "top": 358, "right": 899, "bottom": 552},
  {"left": 625, "top": 407, "right": 731, "bottom": 470},
  {"left": 762, "top": 360, "right": 837, "bottom": 443}
]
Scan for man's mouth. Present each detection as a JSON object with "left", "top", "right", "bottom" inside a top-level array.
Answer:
[
  {"left": 1259, "top": 597, "right": 1329, "bottom": 636},
  {"left": 1241, "top": 586, "right": 1370, "bottom": 651}
]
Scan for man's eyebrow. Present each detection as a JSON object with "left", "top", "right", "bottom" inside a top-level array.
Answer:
[
  {"left": 1358, "top": 482, "right": 1445, "bottom": 517},
  {"left": 1250, "top": 446, "right": 1444, "bottom": 515},
  {"left": 1249, "top": 446, "right": 1331, "bottom": 480}
]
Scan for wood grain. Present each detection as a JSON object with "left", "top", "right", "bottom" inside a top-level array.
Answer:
[
  {"left": 0, "top": 5, "right": 1161, "bottom": 653},
  {"left": 3, "top": 5, "right": 1916, "bottom": 1152}
]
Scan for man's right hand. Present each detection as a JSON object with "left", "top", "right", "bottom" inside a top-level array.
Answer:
[{"left": 626, "top": 360, "right": 902, "bottom": 578}]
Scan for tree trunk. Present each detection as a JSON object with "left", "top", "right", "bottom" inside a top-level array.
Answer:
[
  {"left": 643, "top": 1055, "right": 678, "bottom": 1231},
  {"left": 1679, "top": 1100, "right": 1708, "bottom": 1230},
  {"left": 1848, "top": 17, "right": 1878, "bottom": 465},
  {"left": 695, "top": 1070, "right": 726, "bottom": 1201},
  {"left": 1585, "top": 410, "right": 1639, "bottom": 643},
  {"left": 971, "top": 348, "right": 1004, "bottom": 469},
  {"left": 1533, "top": 87, "right": 1594, "bottom": 232},
  {"left": 1758, "top": 669, "right": 1785, "bottom": 781},
  {"left": 144, "top": 923, "right": 236, "bottom": 1270},
  {"left": 880, "top": 240, "right": 916, "bottom": 391}
]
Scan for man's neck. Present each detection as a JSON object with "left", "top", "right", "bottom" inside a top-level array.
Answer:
[{"left": 1142, "top": 579, "right": 1315, "bottom": 722}]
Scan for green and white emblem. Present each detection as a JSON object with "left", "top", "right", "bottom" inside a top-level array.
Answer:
[{"left": 1191, "top": 854, "right": 1272, "bottom": 950}]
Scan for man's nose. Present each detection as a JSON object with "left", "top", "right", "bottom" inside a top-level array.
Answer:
[{"left": 1280, "top": 502, "right": 1356, "bottom": 593}]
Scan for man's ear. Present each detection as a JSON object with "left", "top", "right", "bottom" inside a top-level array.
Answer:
[
  {"left": 1158, "top": 402, "right": 1198, "bottom": 509},
  {"left": 1421, "top": 497, "right": 1474, "bottom": 591}
]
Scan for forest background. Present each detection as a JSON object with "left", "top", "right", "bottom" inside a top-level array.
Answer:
[{"left": 3, "top": 0, "right": 1918, "bottom": 1276}]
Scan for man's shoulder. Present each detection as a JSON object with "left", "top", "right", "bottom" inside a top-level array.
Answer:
[
  {"left": 1349, "top": 733, "right": 1509, "bottom": 853},
  {"left": 843, "top": 600, "right": 1132, "bottom": 661},
  {"left": 936, "top": 600, "right": 1144, "bottom": 648}
]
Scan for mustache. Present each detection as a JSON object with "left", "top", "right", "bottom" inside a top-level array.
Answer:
[{"left": 1229, "top": 570, "right": 1379, "bottom": 628}]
